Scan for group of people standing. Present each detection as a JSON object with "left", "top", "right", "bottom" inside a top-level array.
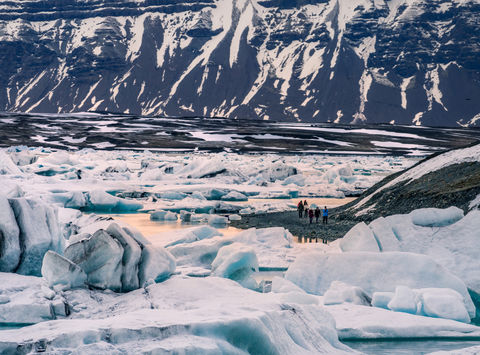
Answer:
[{"left": 297, "top": 200, "right": 328, "bottom": 224}]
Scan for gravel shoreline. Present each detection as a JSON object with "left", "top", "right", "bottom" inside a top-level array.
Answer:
[{"left": 230, "top": 208, "right": 358, "bottom": 242}]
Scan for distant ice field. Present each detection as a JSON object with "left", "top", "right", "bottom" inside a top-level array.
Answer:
[{"left": 1, "top": 112, "right": 480, "bottom": 155}]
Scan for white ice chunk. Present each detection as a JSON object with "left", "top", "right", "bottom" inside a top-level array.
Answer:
[
  {"left": 211, "top": 243, "right": 259, "bottom": 284},
  {"left": 342, "top": 209, "right": 480, "bottom": 293},
  {"left": 41, "top": 251, "right": 87, "bottom": 290},
  {"left": 220, "top": 191, "right": 248, "bottom": 201},
  {"left": 167, "top": 237, "right": 232, "bottom": 267},
  {"left": 285, "top": 252, "right": 475, "bottom": 319},
  {"left": 0, "top": 151, "right": 22, "bottom": 175},
  {"left": 0, "top": 273, "right": 60, "bottom": 324},
  {"left": 106, "top": 223, "right": 142, "bottom": 292},
  {"left": 159, "top": 225, "right": 222, "bottom": 248},
  {"left": 208, "top": 214, "right": 229, "bottom": 226},
  {"left": 64, "top": 229, "right": 123, "bottom": 291},
  {"left": 368, "top": 217, "right": 400, "bottom": 251},
  {"left": 387, "top": 285, "right": 418, "bottom": 314},
  {"left": 371, "top": 292, "right": 394, "bottom": 309},
  {"left": 150, "top": 210, "right": 177, "bottom": 221},
  {"left": 339, "top": 222, "right": 379, "bottom": 252},
  {"left": 281, "top": 174, "right": 306, "bottom": 187},
  {"left": 271, "top": 276, "right": 306, "bottom": 294},
  {"left": 418, "top": 288, "right": 471, "bottom": 323},
  {"left": 324, "top": 281, "right": 371, "bottom": 306},
  {"left": 158, "top": 191, "right": 187, "bottom": 200},
  {"left": 410, "top": 207, "right": 464, "bottom": 227},
  {"left": 0, "top": 195, "right": 20, "bottom": 272},
  {"left": 138, "top": 245, "right": 176, "bottom": 286},
  {"left": 86, "top": 189, "right": 142, "bottom": 213},
  {"left": 327, "top": 302, "right": 480, "bottom": 340},
  {"left": 9, "top": 197, "right": 63, "bottom": 276}
]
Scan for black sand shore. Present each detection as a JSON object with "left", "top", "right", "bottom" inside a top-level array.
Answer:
[{"left": 230, "top": 208, "right": 358, "bottom": 242}]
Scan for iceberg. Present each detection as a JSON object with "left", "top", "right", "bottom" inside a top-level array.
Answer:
[
  {"left": 0, "top": 277, "right": 353, "bottom": 354},
  {"left": 0, "top": 150, "right": 22, "bottom": 175},
  {"left": 211, "top": 243, "right": 259, "bottom": 288},
  {"left": 327, "top": 302, "right": 480, "bottom": 340},
  {"left": 410, "top": 207, "right": 464, "bottom": 227},
  {"left": 84, "top": 189, "right": 142, "bottom": 213},
  {"left": 337, "top": 209, "right": 480, "bottom": 293},
  {"left": 41, "top": 251, "right": 87, "bottom": 290},
  {"left": 371, "top": 292, "right": 394, "bottom": 309},
  {"left": 387, "top": 285, "right": 418, "bottom": 314},
  {"left": 418, "top": 288, "right": 471, "bottom": 323},
  {"left": 138, "top": 245, "right": 176, "bottom": 286},
  {"left": 340, "top": 222, "right": 379, "bottom": 252},
  {"left": 323, "top": 281, "right": 371, "bottom": 306},
  {"left": 220, "top": 191, "right": 248, "bottom": 201},
  {"left": 150, "top": 210, "right": 177, "bottom": 221},
  {"left": 208, "top": 214, "right": 229, "bottom": 226},
  {"left": 285, "top": 252, "right": 476, "bottom": 319},
  {"left": 64, "top": 229, "right": 124, "bottom": 291},
  {"left": 8, "top": 197, "right": 62, "bottom": 276},
  {"left": 106, "top": 223, "right": 142, "bottom": 292},
  {"left": 0, "top": 195, "right": 20, "bottom": 272}
]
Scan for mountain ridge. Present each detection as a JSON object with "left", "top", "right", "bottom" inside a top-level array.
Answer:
[{"left": 1, "top": 0, "right": 479, "bottom": 126}]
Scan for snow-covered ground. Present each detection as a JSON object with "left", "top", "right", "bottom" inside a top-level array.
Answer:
[{"left": 1, "top": 145, "right": 480, "bottom": 353}]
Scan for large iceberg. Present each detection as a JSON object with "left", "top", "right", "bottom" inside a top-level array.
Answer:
[
  {"left": 44, "top": 222, "right": 175, "bottom": 292},
  {"left": 211, "top": 243, "right": 259, "bottom": 288},
  {"left": 0, "top": 276, "right": 353, "bottom": 354},
  {"left": 85, "top": 189, "right": 143, "bottom": 212},
  {"left": 336, "top": 208, "right": 480, "bottom": 294},
  {"left": 41, "top": 251, "right": 87, "bottom": 290},
  {"left": 1, "top": 197, "right": 63, "bottom": 276},
  {"left": 0, "top": 195, "right": 20, "bottom": 272},
  {"left": 285, "top": 251, "right": 476, "bottom": 320}
]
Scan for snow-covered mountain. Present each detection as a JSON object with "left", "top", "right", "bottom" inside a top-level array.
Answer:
[{"left": 1, "top": 0, "right": 480, "bottom": 126}]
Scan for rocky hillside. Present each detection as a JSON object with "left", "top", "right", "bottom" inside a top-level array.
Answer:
[
  {"left": 343, "top": 142, "right": 480, "bottom": 220},
  {"left": 1, "top": 0, "right": 480, "bottom": 126}
]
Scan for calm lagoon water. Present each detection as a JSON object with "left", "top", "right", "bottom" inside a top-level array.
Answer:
[{"left": 343, "top": 339, "right": 480, "bottom": 354}]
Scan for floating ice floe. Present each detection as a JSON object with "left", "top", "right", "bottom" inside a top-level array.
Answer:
[
  {"left": 285, "top": 251, "right": 476, "bottom": 321},
  {"left": 0, "top": 148, "right": 414, "bottom": 217},
  {"left": 328, "top": 302, "right": 480, "bottom": 340},
  {"left": 336, "top": 207, "right": 480, "bottom": 294},
  {"left": 84, "top": 189, "right": 143, "bottom": 213},
  {"left": 149, "top": 210, "right": 178, "bottom": 221},
  {"left": 211, "top": 243, "right": 259, "bottom": 289},
  {"left": 42, "top": 222, "right": 175, "bottom": 292},
  {"left": 0, "top": 276, "right": 353, "bottom": 354}
]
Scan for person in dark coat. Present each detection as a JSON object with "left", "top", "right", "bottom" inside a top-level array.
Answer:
[
  {"left": 297, "top": 201, "right": 304, "bottom": 219},
  {"left": 303, "top": 200, "right": 309, "bottom": 218},
  {"left": 308, "top": 208, "right": 314, "bottom": 224},
  {"left": 314, "top": 207, "right": 320, "bottom": 223},
  {"left": 322, "top": 206, "right": 328, "bottom": 224}
]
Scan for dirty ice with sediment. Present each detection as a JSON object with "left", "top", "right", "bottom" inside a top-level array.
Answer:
[{"left": 1, "top": 143, "right": 480, "bottom": 354}]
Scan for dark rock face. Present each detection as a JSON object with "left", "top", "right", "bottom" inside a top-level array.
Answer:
[{"left": 0, "top": 0, "right": 479, "bottom": 126}]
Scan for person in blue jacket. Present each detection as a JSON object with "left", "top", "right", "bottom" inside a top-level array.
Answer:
[{"left": 322, "top": 206, "right": 328, "bottom": 224}]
